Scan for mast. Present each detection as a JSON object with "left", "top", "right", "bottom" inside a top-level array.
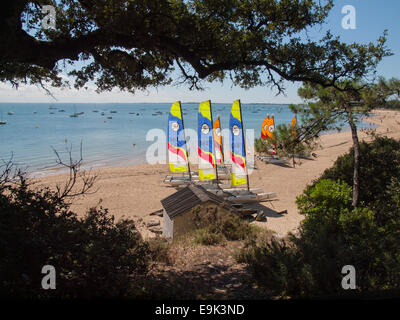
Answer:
[{"left": 238, "top": 100, "right": 250, "bottom": 191}]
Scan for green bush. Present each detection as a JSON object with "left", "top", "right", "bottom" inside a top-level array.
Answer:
[
  {"left": 239, "top": 136, "right": 400, "bottom": 298},
  {"left": 190, "top": 204, "right": 254, "bottom": 245},
  {"left": 0, "top": 174, "right": 151, "bottom": 299},
  {"left": 316, "top": 135, "right": 400, "bottom": 208},
  {"left": 254, "top": 138, "right": 272, "bottom": 154},
  {"left": 192, "top": 226, "right": 226, "bottom": 245}
]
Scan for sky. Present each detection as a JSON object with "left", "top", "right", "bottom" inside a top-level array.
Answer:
[{"left": 1, "top": 0, "right": 399, "bottom": 104}]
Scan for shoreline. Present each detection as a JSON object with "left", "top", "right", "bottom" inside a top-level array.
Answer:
[
  {"left": 34, "top": 109, "right": 400, "bottom": 238},
  {"left": 29, "top": 117, "right": 378, "bottom": 179}
]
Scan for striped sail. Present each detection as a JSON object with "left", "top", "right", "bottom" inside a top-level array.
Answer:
[
  {"left": 198, "top": 100, "right": 216, "bottom": 180},
  {"left": 168, "top": 101, "right": 188, "bottom": 173},
  {"left": 213, "top": 116, "right": 224, "bottom": 164},
  {"left": 229, "top": 100, "right": 247, "bottom": 186}
]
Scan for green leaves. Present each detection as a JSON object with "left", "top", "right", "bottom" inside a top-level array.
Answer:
[{"left": 1, "top": 1, "right": 391, "bottom": 93}]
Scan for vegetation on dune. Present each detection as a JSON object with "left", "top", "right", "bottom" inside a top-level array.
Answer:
[
  {"left": 238, "top": 136, "right": 400, "bottom": 298},
  {"left": 188, "top": 204, "right": 257, "bottom": 245},
  {"left": 294, "top": 78, "right": 400, "bottom": 206}
]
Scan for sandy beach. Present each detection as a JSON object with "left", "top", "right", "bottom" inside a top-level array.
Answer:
[{"left": 34, "top": 109, "right": 400, "bottom": 238}]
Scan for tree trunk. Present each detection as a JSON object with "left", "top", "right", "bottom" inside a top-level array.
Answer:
[{"left": 345, "top": 107, "right": 361, "bottom": 207}]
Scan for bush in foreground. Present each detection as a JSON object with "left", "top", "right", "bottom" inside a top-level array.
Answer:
[
  {"left": 188, "top": 204, "right": 255, "bottom": 245},
  {"left": 0, "top": 172, "right": 151, "bottom": 299}
]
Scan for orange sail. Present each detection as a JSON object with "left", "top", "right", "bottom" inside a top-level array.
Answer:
[
  {"left": 213, "top": 116, "right": 224, "bottom": 164},
  {"left": 290, "top": 115, "right": 297, "bottom": 137},
  {"left": 261, "top": 114, "right": 276, "bottom": 154}
]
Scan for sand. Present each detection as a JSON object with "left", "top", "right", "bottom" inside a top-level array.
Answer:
[{"left": 34, "top": 109, "right": 400, "bottom": 237}]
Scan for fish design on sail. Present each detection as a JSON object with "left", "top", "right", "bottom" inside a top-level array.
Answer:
[
  {"left": 261, "top": 114, "right": 276, "bottom": 154},
  {"left": 198, "top": 100, "right": 216, "bottom": 181},
  {"left": 168, "top": 101, "right": 189, "bottom": 173},
  {"left": 229, "top": 100, "right": 247, "bottom": 186}
]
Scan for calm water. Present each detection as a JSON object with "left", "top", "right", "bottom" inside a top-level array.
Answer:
[{"left": 0, "top": 103, "right": 377, "bottom": 176}]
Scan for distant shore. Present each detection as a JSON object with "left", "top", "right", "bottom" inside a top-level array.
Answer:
[{"left": 35, "top": 109, "right": 400, "bottom": 238}]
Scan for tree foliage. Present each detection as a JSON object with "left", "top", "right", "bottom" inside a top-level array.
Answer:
[
  {"left": 0, "top": 1, "right": 390, "bottom": 93},
  {"left": 255, "top": 122, "right": 318, "bottom": 167}
]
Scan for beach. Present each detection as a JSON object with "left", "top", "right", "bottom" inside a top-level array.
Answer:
[{"left": 34, "top": 109, "right": 400, "bottom": 238}]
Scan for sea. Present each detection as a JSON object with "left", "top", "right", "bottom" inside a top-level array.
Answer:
[{"left": 0, "top": 102, "right": 377, "bottom": 176}]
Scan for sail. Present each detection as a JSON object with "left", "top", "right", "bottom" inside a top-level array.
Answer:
[
  {"left": 229, "top": 100, "right": 247, "bottom": 186},
  {"left": 261, "top": 114, "right": 276, "bottom": 154},
  {"left": 213, "top": 116, "right": 224, "bottom": 165},
  {"left": 168, "top": 101, "right": 188, "bottom": 173},
  {"left": 290, "top": 115, "right": 297, "bottom": 137},
  {"left": 198, "top": 100, "right": 216, "bottom": 180}
]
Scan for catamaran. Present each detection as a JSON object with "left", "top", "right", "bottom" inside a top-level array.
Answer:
[
  {"left": 257, "top": 113, "right": 289, "bottom": 164},
  {"left": 163, "top": 101, "right": 194, "bottom": 185},
  {"left": 213, "top": 115, "right": 231, "bottom": 175},
  {"left": 197, "top": 100, "right": 230, "bottom": 182}
]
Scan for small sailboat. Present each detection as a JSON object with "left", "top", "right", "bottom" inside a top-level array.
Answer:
[
  {"left": 7, "top": 111, "right": 14, "bottom": 115},
  {"left": 70, "top": 111, "right": 84, "bottom": 117},
  {"left": 110, "top": 110, "right": 117, "bottom": 113},
  {"left": 258, "top": 114, "right": 289, "bottom": 164},
  {"left": 213, "top": 115, "right": 231, "bottom": 175},
  {"left": 163, "top": 101, "right": 194, "bottom": 185},
  {"left": 0, "top": 111, "right": 6, "bottom": 125},
  {"left": 198, "top": 100, "right": 217, "bottom": 182}
]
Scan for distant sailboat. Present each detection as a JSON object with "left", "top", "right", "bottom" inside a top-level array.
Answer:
[
  {"left": 0, "top": 112, "right": 6, "bottom": 125},
  {"left": 7, "top": 112, "right": 14, "bottom": 115}
]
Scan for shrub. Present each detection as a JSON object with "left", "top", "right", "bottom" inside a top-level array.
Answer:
[
  {"left": 254, "top": 138, "right": 272, "bottom": 154},
  {"left": 239, "top": 174, "right": 400, "bottom": 297},
  {"left": 315, "top": 135, "right": 400, "bottom": 208},
  {"left": 190, "top": 204, "right": 254, "bottom": 245},
  {"left": 0, "top": 173, "right": 151, "bottom": 299}
]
